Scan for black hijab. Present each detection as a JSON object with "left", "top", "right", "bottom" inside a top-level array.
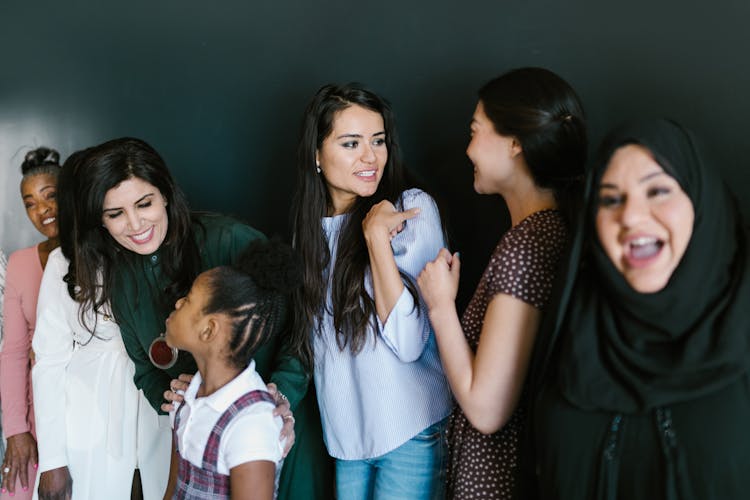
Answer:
[{"left": 550, "top": 119, "right": 750, "bottom": 413}]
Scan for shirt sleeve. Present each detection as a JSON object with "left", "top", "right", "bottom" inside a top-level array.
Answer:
[
  {"left": 220, "top": 403, "right": 283, "bottom": 472},
  {"left": 0, "top": 252, "right": 34, "bottom": 437},
  {"left": 376, "top": 189, "right": 446, "bottom": 362},
  {"left": 486, "top": 214, "right": 566, "bottom": 309},
  {"left": 31, "top": 250, "right": 74, "bottom": 472},
  {"left": 0, "top": 249, "right": 7, "bottom": 347}
]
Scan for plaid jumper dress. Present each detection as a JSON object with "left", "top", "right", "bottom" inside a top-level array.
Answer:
[{"left": 173, "top": 390, "right": 276, "bottom": 499}]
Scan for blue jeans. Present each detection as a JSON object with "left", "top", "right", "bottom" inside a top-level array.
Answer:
[{"left": 335, "top": 419, "right": 447, "bottom": 500}]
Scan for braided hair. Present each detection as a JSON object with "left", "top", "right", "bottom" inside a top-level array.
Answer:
[{"left": 203, "top": 239, "right": 302, "bottom": 369}]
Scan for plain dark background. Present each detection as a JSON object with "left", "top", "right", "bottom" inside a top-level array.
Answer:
[{"left": 2, "top": 1, "right": 748, "bottom": 309}]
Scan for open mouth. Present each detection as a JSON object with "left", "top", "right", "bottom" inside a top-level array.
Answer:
[
  {"left": 355, "top": 170, "right": 377, "bottom": 179},
  {"left": 42, "top": 217, "right": 56, "bottom": 226},
  {"left": 625, "top": 236, "right": 664, "bottom": 266},
  {"left": 129, "top": 226, "right": 154, "bottom": 244}
]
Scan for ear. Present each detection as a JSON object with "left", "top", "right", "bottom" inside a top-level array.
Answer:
[
  {"left": 199, "top": 316, "right": 220, "bottom": 343},
  {"left": 315, "top": 150, "right": 320, "bottom": 167},
  {"left": 162, "top": 195, "right": 168, "bottom": 207},
  {"left": 510, "top": 137, "right": 523, "bottom": 158}
]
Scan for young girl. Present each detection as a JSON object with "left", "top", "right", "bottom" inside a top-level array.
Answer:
[{"left": 163, "top": 240, "right": 301, "bottom": 500}]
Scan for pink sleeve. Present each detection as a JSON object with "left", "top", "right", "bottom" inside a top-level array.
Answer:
[{"left": 0, "top": 251, "right": 36, "bottom": 437}]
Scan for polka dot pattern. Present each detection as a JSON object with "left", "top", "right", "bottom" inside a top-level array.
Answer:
[{"left": 446, "top": 210, "right": 567, "bottom": 499}]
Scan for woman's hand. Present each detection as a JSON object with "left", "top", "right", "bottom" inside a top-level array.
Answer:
[
  {"left": 418, "top": 248, "right": 461, "bottom": 312},
  {"left": 161, "top": 373, "right": 193, "bottom": 412},
  {"left": 266, "top": 383, "right": 295, "bottom": 458},
  {"left": 362, "top": 200, "right": 420, "bottom": 243},
  {"left": 38, "top": 466, "right": 72, "bottom": 500},
  {"left": 1, "top": 432, "right": 38, "bottom": 495}
]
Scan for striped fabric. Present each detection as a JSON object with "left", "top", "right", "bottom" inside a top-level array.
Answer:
[
  {"left": 173, "top": 390, "right": 275, "bottom": 499},
  {"left": 313, "top": 189, "right": 453, "bottom": 460}
]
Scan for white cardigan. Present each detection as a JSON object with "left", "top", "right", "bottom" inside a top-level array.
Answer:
[{"left": 32, "top": 248, "right": 171, "bottom": 499}]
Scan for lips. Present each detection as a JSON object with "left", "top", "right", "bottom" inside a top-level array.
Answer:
[
  {"left": 624, "top": 235, "right": 664, "bottom": 268},
  {"left": 129, "top": 226, "right": 154, "bottom": 244},
  {"left": 355, "top": 169, "right": 377, "bottom": 180},
  {"left": 42, "top": 216, "right": 56, "bottom": 225}
]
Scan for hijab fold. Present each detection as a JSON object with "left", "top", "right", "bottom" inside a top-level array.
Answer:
[{"left": 550, "top": 119, "right": 750, "bottom": 412}]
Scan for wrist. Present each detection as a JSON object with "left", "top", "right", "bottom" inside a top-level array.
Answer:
[{"left": 428, "top": 301, "right": 458, "bottom": 325}]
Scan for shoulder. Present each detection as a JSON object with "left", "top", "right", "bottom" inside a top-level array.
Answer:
[
  {"left": 7, "top": 245, "right": 39, "bottom": 268},
  {"left": 499, "top": 210, "right": 567, "bottom": 259},
  {"left": 6, "top": 245, "right": 41, "bottom": 284},
  {"left": 398, "top": 188, "right": 438, "bottom": 212},
  {"left": 194, "top": 213, "right": 265, "bottom": 243}
]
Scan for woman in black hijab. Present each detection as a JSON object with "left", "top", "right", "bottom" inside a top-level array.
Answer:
[{"left": 529, "top": 119, "right": 750, "bottom": 499}]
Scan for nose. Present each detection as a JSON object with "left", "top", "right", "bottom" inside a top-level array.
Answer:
[
  {"left": 361, "top": 143, "right": 376, "bottom": 163},
  {"left": 125, "top": 209, "right": 142, "bottom": 231},
  {"left": 619, "top": 194, "right": 647, "bottom": 228}
]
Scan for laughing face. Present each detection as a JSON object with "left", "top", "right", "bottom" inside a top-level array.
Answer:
[
  {"left": 101, "top": 176, "right": 169, "bottom": 255},
  {"left": 21, "top": 172, "right": 59, "bottom": 240},
  {"left": 595, "top": 144, "right": 694, "bottom": 293},
  {"left": 316, "top": 104, "right": 387, "bottom": 215}
]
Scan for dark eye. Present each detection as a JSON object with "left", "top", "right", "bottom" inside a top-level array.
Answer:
[
  {"left": 47, "top": 191, "right": 57, "bottom": 200},
  {"left": 647, "top": 186, "right": 671, "bottom": 198},
  {"left": 598, "top": 194, "right": 623, "bottom": 208},
  {"left": 137, "top": 200, "right": 153, "bottom": 209},
  {"left": 342, "top": 141, "right": 358, "bottom": 149},
  {"left": 24, "top": 202, "right": 35, "bottom": 210},
  {"left": 372, "top": 138, "right": 386, "bottom": 147},
  {"left": 104, "top": 211, "right": 122, "bottom": 220}
]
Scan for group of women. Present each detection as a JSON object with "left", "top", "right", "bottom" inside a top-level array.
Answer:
[{"left": 0, "top": 65, "right": 747, "bottom": 500}]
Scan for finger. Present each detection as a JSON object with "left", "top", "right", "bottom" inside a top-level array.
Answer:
[
  {"left": 19, "top": 460, "right": 28, "bottom": 491},
  {"left": 437, "top": 247, "right": 453, "bottom": 264},
  {"left": 161, "top": 402, "right": 175, "bottom": 412},
  {"left": 177, "top": 373, "right": 194, "bottom": 383},
  {"left": 400, "top": 207, "right": 421, "bottom": 220},
  {"left": 281, "top": 430, "right": 296, "bottom": 458},
  {"left": 6, "top": 465, "right": 18, "bottom": 494},
  {"left": 266, "top": 383, "right": 278, "bottom": 396},
  {"left": 1, "top": 466, "right": 9, "bottom": 494},
  {"left": 451, "top": 252, "right": 461, "bottom": 279},
  {"left": 272, "top": 400, "right": 291, "bottom": 417}
]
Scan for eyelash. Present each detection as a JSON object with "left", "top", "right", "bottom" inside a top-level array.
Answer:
[
  {"left": 342, "top": 138, "right": 386, "bottom": 149},
  {"left": 104, "top": 200, "right": 153, "bottom": 219}
]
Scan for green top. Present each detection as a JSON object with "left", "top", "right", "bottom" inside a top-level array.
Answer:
[{"left": 111, "top": 213, "right": 332, "bottom": 499}]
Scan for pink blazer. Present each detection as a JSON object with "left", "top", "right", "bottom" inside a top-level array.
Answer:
[{"left": 0, "top": 244, "right": 43, "bottom": 437}]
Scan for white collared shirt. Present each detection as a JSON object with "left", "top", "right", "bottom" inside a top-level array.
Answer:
[{"left": 170, "top": 361, "right": 284, "bottom": 476}]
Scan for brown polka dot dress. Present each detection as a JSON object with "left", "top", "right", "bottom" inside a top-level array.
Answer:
[{"left": 446, "top": 210, "right": 567, "bottom": 499}]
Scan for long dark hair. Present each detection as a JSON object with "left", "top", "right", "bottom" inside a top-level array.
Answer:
[
  {"left": 478, "top": 67, "right": 587, "bottom": 225},
  {"left": 64, "top": 137, "right": 201, "bottom": 329},
  {"left": 290, "top": 83, "right": 420, "bottom": 368}
]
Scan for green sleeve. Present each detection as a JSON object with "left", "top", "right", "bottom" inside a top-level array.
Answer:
[{"left": 268, "top": 353, "right": 310, "bottom": 411}]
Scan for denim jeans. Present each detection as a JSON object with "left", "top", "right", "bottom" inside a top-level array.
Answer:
[{"left": 335, "top": 418, "right": 447, "bottom": 500}]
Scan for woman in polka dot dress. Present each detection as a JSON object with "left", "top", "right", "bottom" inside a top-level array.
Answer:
[{"left": 417, "top": 67, "right": 587, "bottom": 499}]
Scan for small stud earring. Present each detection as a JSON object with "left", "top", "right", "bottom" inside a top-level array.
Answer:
[{"left": 316, "top": 161, "right": 321, "bottom": 174}]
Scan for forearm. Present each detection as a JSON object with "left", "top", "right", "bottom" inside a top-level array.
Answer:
[
  {"left": 366, "top": 232, "right": 405, "bottom": 323},
  {"left": 0, "top": 350, "right": 31, "bottom": 436}
]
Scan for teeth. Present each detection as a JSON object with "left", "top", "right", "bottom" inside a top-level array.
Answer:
[
  {"left": 356, "top": 170, "right": 376, "bottom": 177},
  {"left": 131, "top": 228, "right": 152, "bottom": 242},
  {"left": 42, "top": 217, "right": 56, "bottom": 225},
  {"left": 629, "top": 236, "right": 657, "bottom": 247}
]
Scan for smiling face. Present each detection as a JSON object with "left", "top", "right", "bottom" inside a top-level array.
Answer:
[
  {"left": 595, "top": 144, "right": 695, "bottom": 293},
  {"left": 21, "top": 172, "right": 59, "bottom": 240},
  {"left": 316, "top": 104, "right": 388, "bottom": 215},
  {"left": 101, "top": 176, "right": 169, "bottom": 255},
  {"left": 466, "top": 100, "right": 521, "bottom": 195}
]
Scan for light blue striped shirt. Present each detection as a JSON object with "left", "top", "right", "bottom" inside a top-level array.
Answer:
[{"left": 313, "top": 188, "right": 453, "bottom": 460}]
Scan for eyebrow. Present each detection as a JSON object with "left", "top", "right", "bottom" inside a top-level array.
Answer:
[
  {"left": 335, "top": 131, "right": 386, "bottom": 140},
  {"left": 102, "top": 193, "right": 154, "bottom": 212},
  {"left": 599, "top": 170, "right": 667, "bottom": 189}
]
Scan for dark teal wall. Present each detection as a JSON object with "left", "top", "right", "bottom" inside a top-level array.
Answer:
[{"left": 2, "top": 0, "right": 748, "bottom": 307}]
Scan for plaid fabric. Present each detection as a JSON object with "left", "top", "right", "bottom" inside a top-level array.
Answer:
[{"left": 173, "top": 389, "right": 275, "bottom": 499}]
